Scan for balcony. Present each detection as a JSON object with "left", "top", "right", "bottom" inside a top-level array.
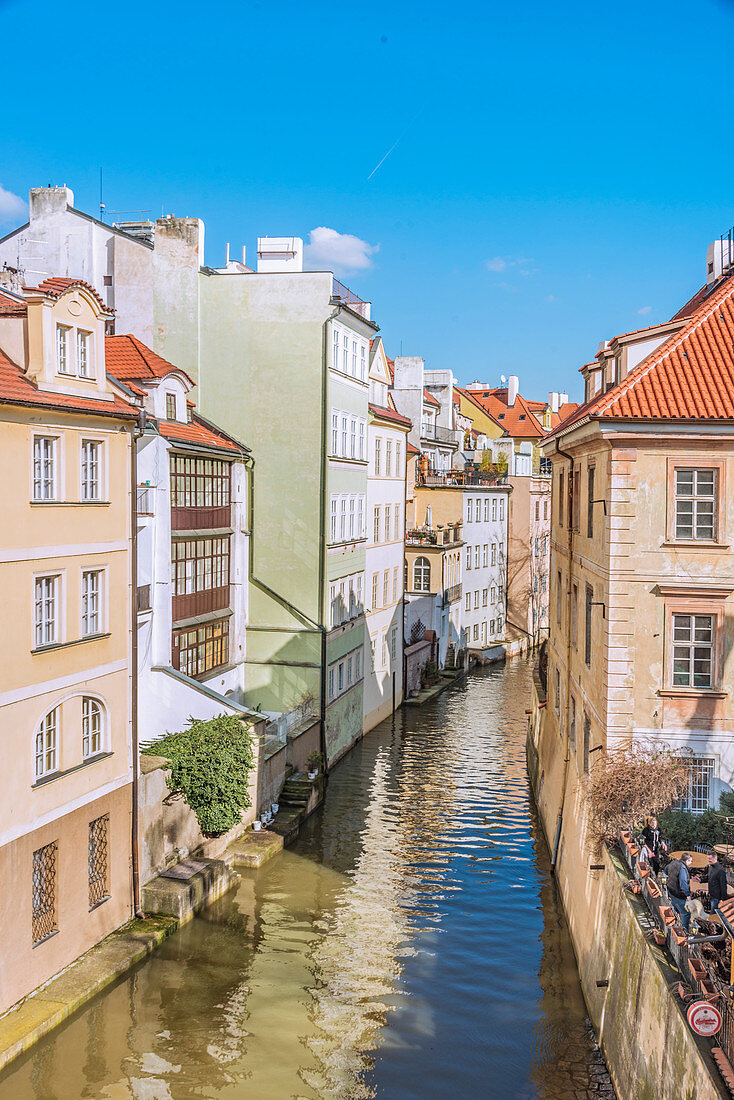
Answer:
[
  {"left": 137, "top": 485, "right": 154, "bottom": 515},
  {"left": 443, "top": 583, "right": 462, "bottom": 605},
  {"left": 416, "top": 470, "right": 508, "bottom": 488},
  {"left": 331, "top": 278, "right": 371, "bottom": 320},
  {"left": 406, "top": 524, "right": 463, "bottom": 547},
  {"left": 172, "top": 586, "right": 229, "bottom": 624},
  {"left": 420, "top": 423, "right": 457, "bottom": 445},
  {"left": 171, "top": 504, "right": 231, "bottom": 531}
]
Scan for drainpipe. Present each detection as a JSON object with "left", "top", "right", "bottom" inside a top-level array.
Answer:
[
  {"left": 131, "top": 407, "right": 145, "bottom": 918},
  {"left": 550, "top": 436, "right": 574, "bottom": 874}
]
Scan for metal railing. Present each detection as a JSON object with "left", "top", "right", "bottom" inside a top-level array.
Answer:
[
  {"left": 444, "top": 583, "right": 462, "bottom": 605},
  {"left": 136, "top": 485, "right": 153, "bottom": 515},
  {"left": 421, "top": 423, "right": 457, "bottom": 444},
  {"left": 406, "top": 525, "right": 463, "bottom": 547},
  {"left": 331, "top": 278, "right": 369, "bottom": 316},
  {"left": 416, "top": 470, "right": 508, "bottom": 488}
]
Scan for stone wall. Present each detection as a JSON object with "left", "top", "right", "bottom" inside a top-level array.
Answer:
[{"left": 528, "top": 671, "right": 727, "bottom": 1100}]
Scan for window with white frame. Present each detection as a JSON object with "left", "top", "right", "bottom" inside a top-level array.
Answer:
[
  {"left": 372, "top": 572, "right": 379, "bottom": 609},
  {"left": 352, "top": 340, "right": 358, "bottom": 376},
  {"left": 330, "top": 497, "right": 337, "bottom": 542},
  {"left": 56, "top": 325, "right": 71, "bottom": 374},
  {"left": 358, "top": 496, "right": 364, "bottom": 537},
  {"left": 491, "top": 544, "right": 497, "bottom": 565},
  {"left": 413, "top": 556, "right": 431, "bottom": 592},
  {"left": 360, "top": 345, "right": 366, "bottom": 380},
  {"left": 82, "top": 697, "right": 103, "bottom": 758},
  {"left": 674, "top": 468, "right": 717, "bottom": 541},
  {"left": 347, "top": 653, "right": 354, "bottom": 685},
  {"left": 166, "top": 393, "right": 177, "bottom": 421},
  {"left": 333, "top": 329, "right": 340, "bottom": 371},
  {"left": 465, "top": 591, "right": 471, "bottom": 611},
  {"left": 386, "top": 440, "right": 393, "bottom": 477},
  {"left": 385, "top": 508, "right": 391, "bottom": 541},
  {"left": 81, "top": 570, "right": 102, "bottom": 636},
  {"left": 390, "top": 626, "right": 397, "bottom": 661},
  {"left": 474, "top": 590, "right": 480, "bottom": 609},
  {"left": 672, "top": 613, "right": 715, "bottom": 688},
  {"left": 341, "top": 416, "right": 348, "bottom": 455},
  {"left": 473, "top": 623, "right": 479, "bottom": 640},
  {"left": 490, "top": 619, "right": 495, "bottom": 634},
  {"left": 340, "top": 498, "right": 347, "bottom": 541},
  {"left": 393, "top": 566, "right": 399, "bottom": 601},
  {"left": 77, "top": 330, "right": 93, "bottom": 378},
  {"left": 329, "top": 583, "right": 338, "bottom": 627},
  {"left": 382, "top": 570, "right": 389, "bottom": 605},
  {"left": 349, "top": 497, "right": 356, "bottom": 540},
  {"left": 484, "top": 498, "right": 489, "bottom": 521},
  {"left": 331, "top": 412, "right": 339, "bottom": 454},
  {"left": 33, "top": 436, "right": 57, "bottom": 501},
  {"left": 492, "top": 498, "right": 497, "bottom": 521},
  {"left": 682, "top": 756, "right": 716, "bottom": 814},
  {"left": 81, "top": 440, "right": 101, "bottom": 501},
  {"left": 350, "top": 418, "right": 357, "bottom": 458},
  {"left": 35, "top": 575, "right": 59, "bottom": 648},
  {"left": 396, "top": 441, "right": 402, "bottom": 471},
  {"left": 343, "top": 334, "right": 349, "bottom": 372},
  {"left": 482, "top": 589, "right": 488, "bottom": 606},
  {"left": 466, "top": 499, "right": 473, "bottom": 522},
  {"left": 490, "top": 585, "right": 496, "bottom": 604},
  {"left": 328, "top": 646, "right": 363, "bottom": 703},
  {"left": 475, "top": 499, "right": 481, "bottom": 521},
  {"left": 375, "top": 437, "right": 382, "bottom": 475},
  {"left": 499, "top": 499, "right": 505, "bottom": 521},
  {"left": 466, "top": 546, "right": 472, "bottom": 569},
  {"left": 474, "top": 546, "right": 480, "bottom": 568},
  {"left": 482, "top": 544, "right": 488, "bottom": 567},
  {"left": 328, "top": 666, "right": 335, "bottom": 700},
  {"left": 359, "top": 421, "right": 365, "bottom": 459},
  {"left": 374, "top": 506, "right": 380, "bottom": 543},
  {"left": 394, "top": 503, "right": 401, "bottom": 536},
  {"left": 35, "top": 707, "right": 58, "bottom": 779},
  {"left": 481, "top": 621, "right": 487, "bottom": 643}
]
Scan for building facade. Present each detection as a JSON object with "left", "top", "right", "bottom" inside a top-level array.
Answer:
[
  {"left": 461, "top": 483, "right": 511, "bottom": 656},
  {"left": 0, "top": 280, "right": 137, "bottom": 1012}
]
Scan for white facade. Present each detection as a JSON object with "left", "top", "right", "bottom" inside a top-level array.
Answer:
[
  {"left": 461, "top": 488, "right": 510, "bottom": 652},
  {"left": 364, "top": 339, "right": 409, "bottom": 731}
]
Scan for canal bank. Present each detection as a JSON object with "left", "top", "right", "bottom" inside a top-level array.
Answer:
[{"left": 0, "top": 658, "right": 614, "bottom": 1099}]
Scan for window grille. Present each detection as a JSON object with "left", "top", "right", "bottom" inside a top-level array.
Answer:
[
  {"left": 82, "top": 697, "right": 103, "bottom": 758},
  {"left": 173, "top": 618, "right": 229, "bottom": 678},
  {"left": 682, "top": 757, "right": 716, "bottom": 814},
  {"left": 673, "top": 613, "right": 714, "bottom": 688},
  {"left": 88, "top": 814, "right": 109, "bottom": 908},
  {"left": 32, "top": 842, "right": 58, "bottom": 944},
  {"left": 675, "top": 468, "right": 717, "bottom": 541}
]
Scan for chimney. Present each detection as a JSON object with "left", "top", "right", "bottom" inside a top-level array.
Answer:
[
  {"left": 256, "top": 236, "right": 303, "bottom": 273},
  {"left": 29, "top": 185, "right": 74, "bottom": 220},
  {"left": 549, "top": 391, "right": 560, "bottom": 413},
  {"left": 559, "top": 392, "right": 568, "bottom": 405},
  {"left": 706, "top": 239, "right": 734, "bottom": 286},
  {"left": 507, "top": 375, "right": 519, "bottom": 406}
]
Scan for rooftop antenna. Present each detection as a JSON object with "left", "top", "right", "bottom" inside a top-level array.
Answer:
[
  {"left": 500, "top": 374, "right": 507, "bottom": 385},
  {"left": 99, "top": 168, "right": 105, "bottom": 222}
]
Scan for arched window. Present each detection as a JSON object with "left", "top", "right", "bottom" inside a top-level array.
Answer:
[
  {"left": 413, "top": 556, "right": 431, "bottom": 593},
  {"left": 35, "top": 707, "right": 59, "bottom": 779},
  {"left": 82, "top": 697, "right": 104, "bottom": 759}
]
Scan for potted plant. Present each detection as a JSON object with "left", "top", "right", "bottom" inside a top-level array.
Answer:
[{"left": 307, "top": 751, "right": 323, "bottom": 780}]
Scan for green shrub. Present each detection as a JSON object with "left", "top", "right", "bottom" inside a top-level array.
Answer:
[
  {"left": 142, "top": 714, "right": 255, "bottom": 836},
  {"left": 657, "top": 793, "right": 734, "bottom": 852}
]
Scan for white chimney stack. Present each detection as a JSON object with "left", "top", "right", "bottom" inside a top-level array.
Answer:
[
  {"left": 225, "top": 242, "right": 230, "bottom": 265},
  {"left": 256, "top": 236, "right": 304, "bottom": 274},
  {"left": 242, "top": 245, "right": 247, "bottom": 266},
  {"left": 507, "top": 375, "right": 519, "bottom": 406},
  {"left": 549, "top": 391, "right": 560, "bottom": 412},
  {"left": 559, "top": 392, "right": 568, "bottom": 405}
]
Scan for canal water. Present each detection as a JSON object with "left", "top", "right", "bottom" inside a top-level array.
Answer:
[{"left": 0, "top": 657, "right": 615, "bottom": 1099}]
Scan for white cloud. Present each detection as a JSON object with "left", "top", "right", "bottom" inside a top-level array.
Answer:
[
  {"left": 636, "top": 305, "right": 652, "bottom": 316},
  {"left": 546, "top": 294, "right": 556, "bottom": 303},
  {"left": 304, "top": 227, "right": 378, "bottom": 273},
  {"left": 486, "top": 255, "right": 536, "bottom": 276},
  {"left": 0, "top": 185, "right": 25, "bottom": 224},
  {"left": 486, "top": 256, "right": 507, "bottom": 272}
]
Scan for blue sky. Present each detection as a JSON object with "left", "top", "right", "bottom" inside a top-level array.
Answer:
[{"left": 2, "top": 0, "right": 734, "bottom": 400}]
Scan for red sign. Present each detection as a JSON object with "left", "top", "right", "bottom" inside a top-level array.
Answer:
[{"left": 687, "top": 1000, "right": 723, "bottom": 1037}]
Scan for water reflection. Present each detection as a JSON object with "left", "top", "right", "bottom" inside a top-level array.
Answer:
[{"left": 0, "top": 658, "right": 614, "bottom": 1099}]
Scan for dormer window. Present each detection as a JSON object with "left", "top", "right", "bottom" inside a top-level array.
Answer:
[
  {"left": 519, "top": 414, "right": 526, "bottom": 421},
  {"left": 77, "top": 330, "right": 93, "bottom": 379},
  {"left": 498, "top": 413, "right": 505, "bottom": 420},
  {"left": 56, "top": 325, "right": 71, "bottom": 374},
  {"left": 166, "top": 393, "right": 177, "bottom": 421}
]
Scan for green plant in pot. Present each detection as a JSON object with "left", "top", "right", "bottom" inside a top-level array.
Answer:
[{"left": 307, "top": 750, "right": 323, "bottom": 778}]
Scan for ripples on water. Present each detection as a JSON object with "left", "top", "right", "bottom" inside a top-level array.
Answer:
[{"left": 0, "top": 658, "right": 615, "bottom": 1099}]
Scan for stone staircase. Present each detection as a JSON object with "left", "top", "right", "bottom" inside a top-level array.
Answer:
[{"left": 270, "top": 771, "right": 322, "bottom": 844}]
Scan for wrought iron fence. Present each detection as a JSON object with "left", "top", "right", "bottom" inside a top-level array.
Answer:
[
  {"left": 88, "top": 815, "right": 110, "bottom": 909},
  {"left": 32, "top": 841, "right": 58, "bottom": 944}
]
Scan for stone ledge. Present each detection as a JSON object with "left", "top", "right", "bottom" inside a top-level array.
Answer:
[
  {"left": 227, "top": 829, "right": 284, "bottom": 869},
  {"left": 141, "top": 858, "right": 236, "bottom": 922},
  {"left": 0, "top": 915, "right": 178, "bottom": 1074}
]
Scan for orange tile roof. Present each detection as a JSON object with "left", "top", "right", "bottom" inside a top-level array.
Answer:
[
  {"left": 458, "top": 386, "right": 545, "bottom": 437},
  {"left": 386, "top": 356, "right": 394, "bottom": 383},
  {"left": 0, "top": 346, "right": 138, "bottom": 419},
  {"left": 454, "top": 386, "right": 506, "bottom": 432},
  {"left": 158, "top": 415, "right": 244, "bottom": 455},
  {"left": 551, "top": 278, "right": 734, "bottom": 433},
  {"left": 0, "top": 289, "right": 27, "bottom": 316},
  {"left": 105, "top": 334, "right": 194, "bottom": 386},
  {"left": 423, "top": 388, "right": 440, "bottom": 407},
  {"left": 407, "top": 442, "right": 420, "bottom": 456},
  {"left": 24, "top": 277, "right": 111, "bottom": 314},
  {"left": 369, "top": 402, "right": 412, "bottom": 428}
]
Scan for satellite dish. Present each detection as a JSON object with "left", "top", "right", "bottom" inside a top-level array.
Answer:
[{"left": 500, "top": 375, "right": 506, "bottom": 384}]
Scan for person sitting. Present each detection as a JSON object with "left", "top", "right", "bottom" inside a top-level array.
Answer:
[
  {"left": 702, "top": 851, "right": 729, "bottom": 918},
  {"left": 666, "top": 853, "right": 693, "bottom": 932},
  {"left": 641, "top": 816, "right": 668, "bottom": 875}
]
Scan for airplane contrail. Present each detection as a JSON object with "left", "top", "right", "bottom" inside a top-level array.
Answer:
[{"left": 367, "top": 109, "right": 424, "bottom": 180}]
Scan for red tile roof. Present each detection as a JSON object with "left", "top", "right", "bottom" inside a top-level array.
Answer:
[
  {"left": 670, "top": 280, "right": 725, "bottom": 321},
  {"left": 0, "top": 346, "right": 137, "bottom": 419},
  {"left": 551, "top": 278, "right": 734, "bottom": 433},
  {"left": 24, "top": 277, "right": 111, "bottom": 314},
  {"left": 158, "top": 415, "right": 244, "bottom": 455},
  {"left": 407, "top": 442, "right": 420, "bottom": 457},
  {"left": 386, "top": 357, "right": 394, "bottom": 383},
  {"left": 423, "top": 387, "right": 439, "bottom": 407},
  {"left": 454, "top": 386, "right": 506, "bottom": 432},
  {"left": 457, "top": 386, "right": 545, "bottom": 438},
  {"left": 369, "top": 402, "right": 412, "bottom": 428},
  {"left": 105, "top": 334, "right": 194, "bottom": 386},
  {"left": 0, "top": 289, "right": 27, "bottom": 316}
]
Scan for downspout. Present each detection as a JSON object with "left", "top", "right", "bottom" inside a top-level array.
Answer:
[
  {"left": 550, "top": 436, "right": 574, "bottom": 874},
  {"left": 131, "top": 407, "right": 145, "bottom": 918}
]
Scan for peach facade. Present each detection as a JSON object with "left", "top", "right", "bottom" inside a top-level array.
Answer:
[{"left": 0, "top": 282, "right": 136, "bottom": 1012}]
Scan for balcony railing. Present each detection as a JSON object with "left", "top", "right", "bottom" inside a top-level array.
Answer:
[
  {"left": 416, "top": 470, "right": 508, "bottom": 488},
  {"left": 136, "top": 584, "right": 151, "bottom": 613},
  {"left": 421, "top": 423, "right": 457, "bottom": 444},
  {"left": 137, "top": 485, "right": 153, "bottom": 515},
  {"left": 406, "top": 524, "right": 463, "bottom": 547},
  {"left": 172, "top": 586, "right": 229, "bottom": 624},
  {"left": 171, "top": 504, "right": 231, "bottom": 531},
  {"left": 331, "top": 278, "right": 371, "bottom": 319},
  {"left": 444, "top": 583, "right": 462, "bottom": 605}
]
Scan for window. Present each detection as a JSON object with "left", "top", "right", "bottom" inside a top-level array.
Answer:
[
  {"left": 35, "top": 575, "right": 59, "bottom": 648},
  {"left": 474, "top": 590, "right": 480, "bottom": 609},
  {"left": 332, "top": 412, "right": 339, "bottom": 454},
  {"left": 583, "top": 713, "right": 591, "bottom": 774},
  {"left": 490, "top": 619, "right": 496, "bottom": 634},
  {"left": 352, "top": 340, "right": 358, "bottom": 376},
  {"left": 499, "top": 499, "right": 505, "bottom": 522},
  {"left": 491, "top": 544, "right": 497, "bottom": 565},
  {"left": 390, "top": 626, "right": 397, "bottom": 661},
  {"left": 358, "top": 496, "right": 364, "bottom": 538},
  {"left": 413, "top": 557, "right": 431, "bottom": 592},
  {"left": 81, "top": 570, "right": 102, "bottom": 636},
  {"left": 383, "top": 570, "right": 390, "bottom": 605},
  {"left": 571, "top": 584, "right": 578, "bottom": 647},
  {"left": 338, "top": 661, "right": 344, "bottom": 692},
  {"left": 347, "top": 655, "right": 354, "bottom": 685},
  {"left": 572, "top": 467, "right": 580, "bottom": 531},
  {"left": 56, "top": 325, "right": 71, "bottom": 374},
  {"left": 484, "top": 499, "right": 489, "bottom": 521},
  {"left": 373, "top": 506, "right": 380, "bottom": 543},
  {"left": 682, "top": 756, "right": 716, "bottom": 814},
  {"left": 170, "top": 455, "right": 231, "bottom": 512},
  {"left": 328, "top": 667, "right": 335, "bottom": 700},
  {"left": 333, "top": 328, "right": 340, "bottom": 370},
  {"left": 32, "top": 842, "right": 58, "bottom": 945},
  {"left": 360, "top": 345, "right": 366, "bottom": 381},
  {"left": 372, "top": 572, "right": 379, "bottom": 609},
  {"left": 473, "top": 623, "right": 479, "bottom": 640},
  {"left": 584, "top": 584, "right": 593, "bottom": 666},
  {"left": 466, "top": 499, "right": 473, "bottom": 522},
  {"left": 465, "top": 591, "right": 471, "bottom": 611},
  {"left": 396, "top": 442, "right": 402, "bottom": 471},
  {"left": 166, "top": 393, "right": 177, "bottom": 421},
  {"left": 481, "top": 621, "right": 487, "bottom": 643},
  {"left": 375, "top": 438, "right": 382, "bottom": 475},
  {"left": 490, "top": 586, "right": 496, "bottom": 604},
  {"left": 329, "top": 582, "right": 338, "bottom": 627},
  {"left": 355, "top": 648, "right": 362, "bottom": 680},
  {"left": 544, "top": 500, "right": 549, "bottom": 521},
  {"left": 33, "top": 436, "right": 57, "bottom": 500},
  {"left": 77, "top": 330, "right": 93, "bottom": 378},
  {"left": 173, "top": 618, "right": 229, "bottom": 678},
  {"left": 81, "top": 440, "right": 101, "bottom": 501},
  {"left": 674, "top": 468, "right": 717, "bottom": 541},
  {"left": 35, "top": 707, "right": 58, "bottom": 779},
  {"left": 350, "top": 418, "right": 357, "bottom": 458},
  {"left": 482, "top": 589, "right": 488, "bottom": 606},
  {"left": 172, "top": 538, "right": 230, "bottom": 602},
  {"left": 340, "top": 498, "right": 347, "bottom": 541},
  {"left": 343, "top": 335, "right": 349, "bottom": 371},
  {"left": 535, "top": 500, "right": 540, "bottom": 521},
  {"left": 359, "top": 421, "right": 365, "bottom": 459},
  {"left": 385, "top": 508, "right": 391, "bottom": 542},
  {"left": 386, "top": 441, "right": 393, "bottom": 477},
  {"left": 341, "top": 416, "right": 348, "bottom": 455},
  {"left": 474, "top": 546, "right": 480, "bottom": 568},
  {"left": 330, "top": 497, "right": 337, "bottom": 542},
  {"left": 393, "top": 566, "right": 399, "bottom": 601},
  {"left": 569, "top": 696, "right": 576, "bottom": 752},
  {"left": 554, "top": 668, "right": 561, "bottom": 714},
  {"left": 556, "top": 571, "right": 562, "bottom": 625},
  {"left": 394, "top": 504, "right": 401, "bottom": 537},
  {"left": 475, "top": 499, "right": 481, "bottom": 521},
  {"left": 492, "top": 498, "right": 497, "bottom": 521},
  {"left": 672, "top": 613, "right": 714, "bottom": 688},
  {"left": 587, "top": 465, "right": 595, "bottom": 538},
  {"left": 349, "top": 497, "right": 356, "bottom": 540},
  {"left": 559, "top": 471, "right": 565, "bottom": 526},
  {"left": 88, "top": 814, "right": 110, "bottom": 908},
  {"left": 466, "top": 547, "right": 472, "bottom": 570}
]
